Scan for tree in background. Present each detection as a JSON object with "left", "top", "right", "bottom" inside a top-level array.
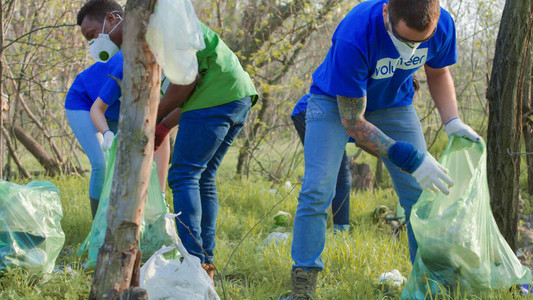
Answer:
[{"left": 487, "top": 0, "right": 533, "bottom": 251}]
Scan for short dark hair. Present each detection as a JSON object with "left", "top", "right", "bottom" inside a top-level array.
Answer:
[
  {"left": 388, "top": 0, "right": 440, "bottom": 32},
  {"left": 77, "top": 0, "right": 123, "bottom": 26}
]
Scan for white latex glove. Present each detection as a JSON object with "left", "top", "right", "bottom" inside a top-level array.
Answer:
[
  {"left": 102, "top": 130, "right": 115, "bottom": 150},
  {"left": 444, "top": 118, "right": 481, "bottom": 142},
  {"left": 412, "top": 154, "right": 454, "bottom": 195}
]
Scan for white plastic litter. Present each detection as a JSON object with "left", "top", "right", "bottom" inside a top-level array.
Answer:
[
  {"left": 379, "top": 269, "right": 407, "bottom": 287},
  {"left": 140, "top": 213, "right": 219, "bottom": 300},
  {"left": 263, "top": 232, "right": 291, "bottom": 245},
  {"left": 146, "top": 0, "right": 205, "bottom": 85}
]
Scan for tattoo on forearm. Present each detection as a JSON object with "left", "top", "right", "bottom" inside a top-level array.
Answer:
[{"left": 337, "top": 96, "right": 394, "bottom": 157}]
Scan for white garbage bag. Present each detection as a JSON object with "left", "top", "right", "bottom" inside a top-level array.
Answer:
[
  {"left": 146, "top": 0, "right": 205, "bottom": 85},
  {"left": 140, "top": 213, "right": 219, "bottom": 300}
]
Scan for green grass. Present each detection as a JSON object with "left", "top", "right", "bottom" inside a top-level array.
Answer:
[{"left": 0, "top": 145, "right": 528, "bottom": 299}]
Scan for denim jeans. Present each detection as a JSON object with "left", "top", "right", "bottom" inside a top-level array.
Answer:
[
  {"left": 291, "top": 94, "right": 425, "bottom": 270},
  {"left": 65, "top": 109, "right": 118, "bottom": 200},
  {"left": 168, "top": 97, "right": 252, "bottom": 264},
  {"left": 291, "top": 111, "right": 351, "bottom": 227}
]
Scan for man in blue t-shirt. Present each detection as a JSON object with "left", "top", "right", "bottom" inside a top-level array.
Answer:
[{"left": 290, "top": 0, "right": 481, "bottom": 297}]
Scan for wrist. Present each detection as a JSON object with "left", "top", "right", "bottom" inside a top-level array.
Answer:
[
  {"left": 155, "top": 122, "right": 170, "bottom": 136},
  {"left": 388, "top": 141, "right": 425, "bottom": 173},
  {"left": 103, "top": 130, "right": 112, "bottom": 136},
  {"left": 444, "top": 117, "right": 459, "bottom": 126}
]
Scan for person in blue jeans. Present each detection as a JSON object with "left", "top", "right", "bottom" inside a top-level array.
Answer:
[
  {"left": 289, "top": 0, "right": 481, "bottom": 298},
  {"left": 292, "top": 94, "right": 351, "bottom": 233},
  {"left": 65, "top": 56, "right": 171, "bottom": 219},
  {"left": 77, "top": 0, "right": 258, "bottom": 283}
]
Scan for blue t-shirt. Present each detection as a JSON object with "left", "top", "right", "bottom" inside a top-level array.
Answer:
[
  {"left": 64, "top": 52, "right": 123, "bottom": 120},
  {"left": 310, "top": 0, "right": 457, "bottom": 112},
  {"left": 292, "top": 93, "right": 355, "bottom": 143},
  {"left": 291, "top": 94, "right": 311, "bottom": 117}
]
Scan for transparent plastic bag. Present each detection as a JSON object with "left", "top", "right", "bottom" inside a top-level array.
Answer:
[
  {"left": 402, "top": 137, "right": 531, "bottom": 299},
  {"left": 0, "top": 180, "right": 65, "bottom": 274},
  {"left": 77, "top": 137, "right": 175, "bottom": 267},
  {"left": 146, "top": 0, "right": 205, "bottom": 85},
  {"left": 140, "top": 214, "right": 219, "bottom": 300}
]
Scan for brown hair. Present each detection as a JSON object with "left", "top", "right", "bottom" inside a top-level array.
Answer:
[{"left": 388, "top": 0, "right": 440, "bottom": 32}]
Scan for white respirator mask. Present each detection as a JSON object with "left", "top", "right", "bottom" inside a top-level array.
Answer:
[
  {"left": 387, "top": 17, "right": 420, "bottom": 61},
  {"left": 89, "top": 12, "right": 122, "bottom": 62}
]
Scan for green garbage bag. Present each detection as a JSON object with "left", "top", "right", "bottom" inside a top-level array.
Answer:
[
  {"left": 402, "top": 137, "right": 531, "bottom": 299},
  {"left": 0, "top": 180, "right": 65, "bottom": 274},
  {"left": 78, "top": 137, "right": 175, "bottom": 267}
]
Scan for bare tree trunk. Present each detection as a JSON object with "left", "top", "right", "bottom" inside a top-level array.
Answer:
[
  {"left": 523, "top": 46, "right": 533, "bottom": 195},
  {"left": 1, "top": 127, "right": 30, "bottom": 178},
  {"left": 89, "top": 0, "right": 159, "bottom": 298},
  {"left": 487, "top": 0, "right": 533, "bottom": 251},
  {"left": 5, "top": 122, "right": 60, "bottom": 176},
  {"left": 0, "top": 0, "right": 4, "bottom": 179}
]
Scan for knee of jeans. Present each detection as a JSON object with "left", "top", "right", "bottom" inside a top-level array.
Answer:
[{"left": 168, "top": 170, "right": 201, "bottom": 190}]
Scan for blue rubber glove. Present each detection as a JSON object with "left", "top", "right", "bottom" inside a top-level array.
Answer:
[{"left": 388, "top": 141, "right": 454, "bottom": 194}]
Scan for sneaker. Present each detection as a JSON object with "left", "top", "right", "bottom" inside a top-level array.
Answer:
[
  {"left": 201, "top": 263, "right": 215, "bottom": 285},
  {"left": 291, "top": 268, "right": 318, "bottom": 299}
]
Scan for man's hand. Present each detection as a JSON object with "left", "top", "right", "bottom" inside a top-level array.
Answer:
[
  {"left": 154, "top": 122, "right": 170, "bottom": 151},
  {"left": 445, "top": 118, "right": 481, "bottom": 142},
  {"left": 388, "top": 141, "right": 453, "bottom": 195},
  {"left": 412, "top": 154, "right": 454, "bottom": 195},
  {"left": 102, "top": 130, "right": 114, "bottom": 150}
]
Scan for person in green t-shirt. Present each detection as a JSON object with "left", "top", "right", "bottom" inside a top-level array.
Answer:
[{"left": 77, "top": 0, "right": 257, "bottom": 283}]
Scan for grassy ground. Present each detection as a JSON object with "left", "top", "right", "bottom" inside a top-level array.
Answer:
[{"left": 0, "top": 145, "right": 529, "bottom": 299}]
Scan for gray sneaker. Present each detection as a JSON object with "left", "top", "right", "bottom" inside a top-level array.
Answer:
[{"left": 290, "top": 268, "right": 318, "bottom": 299}]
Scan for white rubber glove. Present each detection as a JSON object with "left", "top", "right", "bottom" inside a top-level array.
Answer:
[
  {"left": 102, "top": 130, "right": 115, "bottom": 150},
  {"left": 412, "top": 154, "right": 454, "bottom": 195},
  {"left": 444, "top": 118, "right": 481, "bottom": 142}
]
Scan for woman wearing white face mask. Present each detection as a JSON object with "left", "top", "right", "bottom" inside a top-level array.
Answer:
[{"left": 68, "top": 1, "right": 170, "bottom": 219}]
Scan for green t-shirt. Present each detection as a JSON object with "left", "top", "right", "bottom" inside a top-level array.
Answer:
[{"left": 181, "top": 23, "right": 258, "bottom": 113}]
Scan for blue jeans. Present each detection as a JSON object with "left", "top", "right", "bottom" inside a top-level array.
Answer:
[
  {"left": 65, "top": 109, "right": 118, "bottom": 200},
  {"left": 168, "top": 97, "right": 252, "bottom": 264},
  {"left": 291, "top": 111, "right": 351, "bottom": 227},
  {"left": 291, "top": 94, "right": 425, "bottom": 270}
]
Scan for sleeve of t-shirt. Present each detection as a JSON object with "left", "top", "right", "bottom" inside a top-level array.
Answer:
[
  {"left": 319, "top": 38, "right": 368, "bottom": 98},
  {"left": 98, "top": 55, "right": 124, "bottom": 106},
  {"left": 425, "top": 11, "right": 458, "bottom": 69}
]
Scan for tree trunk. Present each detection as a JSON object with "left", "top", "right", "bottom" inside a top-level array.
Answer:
[
  {"left": 487, "top": 0, "right": 533, "bottom": 251},
  {"left": 1, "top": 127, "right": 30, "bottom": 179},
  {"left": 90, "top": 0, "right": 159, "bottom": 298},
  {"left": 374, "top": 158, "right": 383, "bottom": 189},
  {"left": 0, "top": 0, "right": 4, "bottom": 179},
  {"left": 6, "top": 122, "right": 60, "bottom": 176},
  {"left": 523, "top": 46, "right": 533, "bottom": 195}
]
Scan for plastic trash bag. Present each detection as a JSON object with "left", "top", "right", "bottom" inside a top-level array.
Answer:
[
  {"left": 0, "top": 180, "right": 65, "bottom": 274},
  {"left": 140, "top": 213, "right": 220, "bottom": 300},
  {"left": 146, "top": 0, "right": 205, "bottom": 85},
  {"left": 402, "top": 137, "right": 531, "bottom": 299},
  {"left": 77, "top": 137, "right": 175, "bottom": 267}
]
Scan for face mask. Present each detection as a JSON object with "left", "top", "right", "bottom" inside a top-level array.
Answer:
[
  {"left": 387, "top": 17, "right": 420, "bottom": 61},
  {"left": 89, "top": 12, "right": 122, "bottom": 62}
]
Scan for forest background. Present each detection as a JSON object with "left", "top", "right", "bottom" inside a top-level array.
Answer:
[{"left": 2, "top": 0, "right": 533, "bottom": 299}]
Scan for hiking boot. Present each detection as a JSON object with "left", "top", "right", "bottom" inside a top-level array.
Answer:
[
  {"left": 201, "top": 263, "right": 215, "bottom": 285},
  {"left": 291, "top": 268, "right": 318, "bottom": 299}
]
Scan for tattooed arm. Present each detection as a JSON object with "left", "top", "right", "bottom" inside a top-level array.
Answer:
[{"left": 337, "top": 95, "right": 394, "bottom": 157}]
